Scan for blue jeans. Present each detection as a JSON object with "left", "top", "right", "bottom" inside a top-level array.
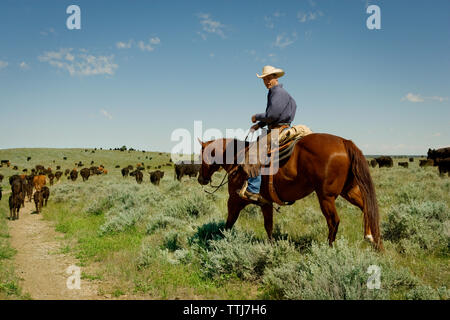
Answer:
[
  {"left": 247, "top": 175, "right": 261, "bottom": 194},
  {"left": 246, "top": 126, "right": 290, "bottom": 194}
]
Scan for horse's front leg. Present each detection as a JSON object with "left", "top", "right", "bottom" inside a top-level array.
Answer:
[
  {"left": 226, "top": 196, "right": 248, "bottom": 230},
  {"left": 261, "top": 204, "right": 274, "bottom": 239}
]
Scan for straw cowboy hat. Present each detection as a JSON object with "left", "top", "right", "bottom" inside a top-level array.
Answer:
[{"left": 256, "top": 65, "right": 285, "bottom": 78}]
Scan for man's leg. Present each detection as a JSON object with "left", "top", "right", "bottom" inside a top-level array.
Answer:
[{"left": 247, "top": 175, "right": 261, "bottom": 194}]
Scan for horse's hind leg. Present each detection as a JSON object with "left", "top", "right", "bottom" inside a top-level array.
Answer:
[
  {"left": 318, "top": 194, "right": 340, "bottom": 246},
  {"left": 340, "top": 184, "right": 373, "bottom": 243}
]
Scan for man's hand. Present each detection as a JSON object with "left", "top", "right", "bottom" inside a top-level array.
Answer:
[
  {"left": 250, "top": 124, "right": 259, "bottom": 132},
  {"left": 251, "top": 115, "right": 257, "bottom": 123}
]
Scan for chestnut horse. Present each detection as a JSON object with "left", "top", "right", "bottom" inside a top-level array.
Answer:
[{"left": 198, "top": 133, "right": 383, "bottom": 251}]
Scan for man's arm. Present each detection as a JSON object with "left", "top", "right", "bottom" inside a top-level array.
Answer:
[{"left": 254, "top": 90, "right": 288, "bottom": 125}]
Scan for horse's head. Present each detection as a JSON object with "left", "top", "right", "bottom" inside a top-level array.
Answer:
[{"left": 197, "top": 138, "right": 223, "bottom": 185}]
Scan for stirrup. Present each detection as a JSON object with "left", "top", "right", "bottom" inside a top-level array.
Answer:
[
  {"left": 238, "top": 181, "right": 249, "bottom": 199},
  {"left": 236, "top": 181, "right": 271, "bottom": 205}
]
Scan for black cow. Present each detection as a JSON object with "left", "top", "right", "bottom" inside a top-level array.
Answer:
[
  {"left": 9, "top": 177, "right": 25, "bottom": 220},
  {"left": 409, "top": 157, "right": 414, "bottom": 162},
  {"left": 27, "top": 157, "right": 31, "bottom": 161},
  {"left": 398, "top": 162, "right": 408, "bottom": 168},
  {"left": 0, "top": 174, "right": 3, "bottom": 183},
  {"left": 33, "top": 190, "right": 44, "bottom": 214},
  {"left": 48, "top": 172, "right": 55, "bottom": 185},
  {"left": 370, "top": 159, "right": 377, "bottom": 168},
  {"left": 80, "top": 168, "right": 91, "bottom": 181},
  {"left": 174, "top": 162, "right": 201, "bottom": 181},
  {"left": 25, "top": 175, "right": 34, "bottom": 202},
  {"left": 42, "top": 186, "right": 50, "bottom": 206},
  {"left": 427, "top": 147, "right": 450, "bottom": 163},
  {"left": 121, "top": 168, "right": 129, "bottom": 177},
  {"left": 55, "top": 171, "right": 63, "bottom": 181},
  {"left": 419, "top": 159, "right": 434, "bottom": 167},
  {"left": 130, "top": 170, "right": 143, "bottom": 184},
  {"left": 70, "top": 169, "right": 78, "bottom": 181},
  {"left": 9, "top": 194, "right": 22, "bottom": 220},
  {"left": 375, "top": 156, "right": 393, "bottom": 168},
  {"left": 435, "top": 158, "right": 450, "bottom": 177},
  {"left": 150, "top": 170, "right": 165, "bottom": 185},
  {"left": 64, "top": 169, "right": 70, "bottom": 176}
]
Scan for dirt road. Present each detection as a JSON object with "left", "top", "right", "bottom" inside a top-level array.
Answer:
[{"left": 7, "top": 198, "right": 104, "bottom": 300}]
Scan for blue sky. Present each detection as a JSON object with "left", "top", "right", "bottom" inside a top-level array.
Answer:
[{"left": 0, "top": 0, "right": 449, "bottom": 155}]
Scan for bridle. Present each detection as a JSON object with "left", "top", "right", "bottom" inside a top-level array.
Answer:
[{"left": 202, "top": 165, "right": 240, "bottom": 195}]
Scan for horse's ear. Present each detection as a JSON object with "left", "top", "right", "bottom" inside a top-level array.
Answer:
[{"left": 197, "top": 138, "right": 205, "bottom": 148}]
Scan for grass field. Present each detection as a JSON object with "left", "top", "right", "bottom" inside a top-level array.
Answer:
[{"left": 0, "top": 148, "right": 449, "bottom": 299}]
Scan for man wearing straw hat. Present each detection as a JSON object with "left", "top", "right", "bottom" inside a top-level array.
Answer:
[{"left": 239, "top": 65, "right": 297, "bottom": 203}]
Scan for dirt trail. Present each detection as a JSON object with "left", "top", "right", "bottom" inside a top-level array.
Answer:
[{"left": 7, "top": 197, "right": 104, "bottom": 300}]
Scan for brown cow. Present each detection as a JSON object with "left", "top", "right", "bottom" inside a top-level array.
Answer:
[{"left": 33, "top": 175, "right": 47, "bottom": 191}]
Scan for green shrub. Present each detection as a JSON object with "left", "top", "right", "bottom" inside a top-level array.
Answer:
[
  {"left": 146, "top": 214, "right": 183, "bottom": 235},
  {"left": 162, "top": 231, "right": 182, "bottom": 252},
  {"left": 262, "top": 239, "right": 440, "bottom": 300},
  {"left": 382, "top": 201, "right": 449, "bottom": 254},
  {"left": 99, "top": 207, "right": 148, "bottom": 235},
  {"left": 198, "top": 230, "right": 300, "bottom": 281},
  {"left": 189, "top": 220, "right": 226, "bottom": 249}
]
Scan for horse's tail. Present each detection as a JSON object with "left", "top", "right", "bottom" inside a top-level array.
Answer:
[{"left": 343, "top": 139, "right": 383, "bottom": 251}]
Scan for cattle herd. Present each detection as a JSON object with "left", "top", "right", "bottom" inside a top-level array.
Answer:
[
  {"left": 1, "top": 147, "right": 448, "bottom": 221},
  {"left": 0, "top": 161, "right": 111, "bottom": 220},
  {"left": 366, "top": 147, "right": 450, "bottom": 176}
]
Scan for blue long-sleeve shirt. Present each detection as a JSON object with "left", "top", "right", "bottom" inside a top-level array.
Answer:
[{"left": 255, "top": 84, "right": 297, "bottom": 128}]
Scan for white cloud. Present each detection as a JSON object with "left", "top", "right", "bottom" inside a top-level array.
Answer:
[
  {"left": 117, "top": 37, "right": 160, "bottom": 52},
  {"left": 19, "top": 61, "right": 30, "bottom": 70},
  {"left": 39, "top": 48, "right": 118, "bottom": 76},
  {"left": 149, "top": 37, "right": 160, "bottom": 45},
  {"left": 0, "top": 60, "right": 8, "bottom": 70},
  {"left": 273, "top": 33, "right": 297, "bottom": 49},
  {"left": 429, "top": 96, "right": 448, "bottom": 102},
  {"left": 197, "top": 13, "right": 226, "bottom": 39},
  {"left": 116, "top": 40, "right": 133, "bottom": 49},
  {"left": 100, "top": 109, "right": 112, "bottom": 120},
  {"left": 297, "top": 10, "right": 324, "bottom": 23},
  {"left": 40, "top": 28, "right": 56, "bottom": 36},
  {"left": 264, "top": 11, "right": 284, "bottom": 29},
  {"left": 401, "top": 92, "right": 424, "bottom": 103},
  {"left": 401, "top": 92, "right": 448, "bottom": 103}
]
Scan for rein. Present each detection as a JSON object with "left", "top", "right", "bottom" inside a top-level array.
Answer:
[{"left": 202, "top": 165, "right": 239, "bottom": 195}]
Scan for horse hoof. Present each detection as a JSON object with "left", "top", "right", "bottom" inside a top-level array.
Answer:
[{"left": 364, "top": 235, "right": 374, "bottom": 243}]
